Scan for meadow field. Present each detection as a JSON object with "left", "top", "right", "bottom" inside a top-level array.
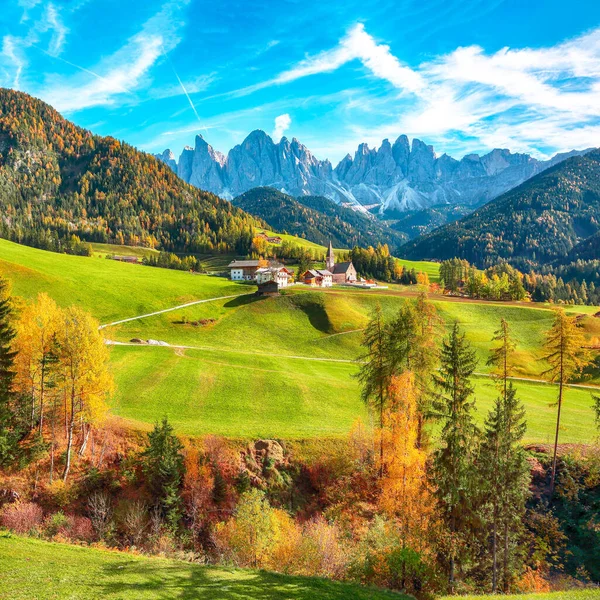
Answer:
[
  {"left": 1, "top": 239, "right": 598, "bottom": 442},
  {"left": 0, "top": 534, "right": 404, "bottom": 600}
]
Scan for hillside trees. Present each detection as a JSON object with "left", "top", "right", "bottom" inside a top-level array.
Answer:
[
  {"left": 0, "top": 89, "right": 257, "bottom": 256},
  {"left": 543, "top": 309, "right": 591, "bottom": 496}
]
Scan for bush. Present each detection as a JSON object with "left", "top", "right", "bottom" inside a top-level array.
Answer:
[{"left": 0, "top": 502, "right": 43, "bottom": 534}]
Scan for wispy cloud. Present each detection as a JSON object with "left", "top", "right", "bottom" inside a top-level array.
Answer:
[
  {"left": 233, "top": 23, "right": 600, "bottom": 157},
  {"left": 272, "top": 113, "right": 291, "bottom": 140},
  {"left": 37, "top": 0, "right": 190, "bottom": 112}
]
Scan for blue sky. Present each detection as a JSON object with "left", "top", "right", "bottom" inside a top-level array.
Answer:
[{"left": 1, "top": 0, "right": 600, "bottom": 164}]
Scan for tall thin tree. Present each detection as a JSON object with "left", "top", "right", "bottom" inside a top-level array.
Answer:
[
  {"left": 357, "top": 304, "right": 390, "bottom": 477},
  {"left": 542, "top": 309, "right": 590, "bottom": 497},
  {"left": 431, "top": 322, "right": 479, "bottom": 589}
]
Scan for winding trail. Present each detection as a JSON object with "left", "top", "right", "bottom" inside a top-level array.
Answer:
[
  {"left": 99, "top": 294, "right": 249, "bottom": 329},
  {"left": 101, "top": 293, "right": 600, "bottom": 392}
]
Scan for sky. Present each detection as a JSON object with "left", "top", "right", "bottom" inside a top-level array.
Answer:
[{"left": 1, "top": 0, "right": 600, "bottom": 165}]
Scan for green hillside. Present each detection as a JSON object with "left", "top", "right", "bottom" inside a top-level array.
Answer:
[
  {"left": 1, "top": 238, "right": 598, "bottom": 442},
  {"left": 400, "top": 150, "right": 600, "bottom": 269},
  {"left": 0, "top": 534, "right": 403, "bottom": 600},
  {"left": 233, "top": 186, "right": 406, "bottom": 248}
]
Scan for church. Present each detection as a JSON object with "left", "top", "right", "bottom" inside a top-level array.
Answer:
[{"left": 326, "top": 241, "right": 357, "bottom": 284}]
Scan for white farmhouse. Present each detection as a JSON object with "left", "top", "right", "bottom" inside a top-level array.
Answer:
[
  {"left": 255, "top": 266, "right": 294, "bottom": 288},
  {"left": 227, "top": 259, "right": 263, "bottom": 281}
]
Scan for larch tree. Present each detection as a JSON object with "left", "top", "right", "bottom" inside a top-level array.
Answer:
[
  {"left": 542, "top": 308, "right": 590, "bottom": 497},
  {"left": 412, "top": 292, "right": 442, "bottom": 447},
  {"left": 57, "top": 306, "right": 113, "bottom": 482},
  {"left": 380, "top": 372, "right": 435, "bottom": 560},
  {"left": 357, "top": 304, "right": 391, "bottom": 476},
  {"left": 431, "top": 322, "right": 479, "bottom": 589},
  {"left": 14, "top": 293, "right": 61, "bottom": 434}
]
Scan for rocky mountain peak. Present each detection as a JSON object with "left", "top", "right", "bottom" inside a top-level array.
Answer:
[{"left": 156, "top": 129, "right": 589, "bottom": 213}]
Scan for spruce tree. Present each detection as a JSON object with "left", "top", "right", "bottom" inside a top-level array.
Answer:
[
  {"left": 142, "top": 417, "right": 185, "bottom": 530},
  {"left": 431, "top": 322, "right": 479, "bottom": 588},
  {"left": 0, "top": 277, "right": 19, "bottom": 466},
  {"left": 357, "top": 304, "right": 391, "bottom": 476}
]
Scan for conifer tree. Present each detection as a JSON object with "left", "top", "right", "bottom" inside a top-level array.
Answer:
[
  {"left": 431, "top": 322, "right": 479, "bottom": 588},
  {"left": 543, "top": 309, "right": 590, "bottom": 496},
  {"left": 142, "top": 417, "right": 185, "bottom": 530},
  {"left": 357, "top": 304, "right": 391, "bottom": 476},
  {"left": 0, "top": 277, "right": 19, "bottom": 466}
]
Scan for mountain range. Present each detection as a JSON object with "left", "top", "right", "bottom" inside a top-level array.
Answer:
[{"left": 156, "top": 131, "right": 590, "bottom": 217}]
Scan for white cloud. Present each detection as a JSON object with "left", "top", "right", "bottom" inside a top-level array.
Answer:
[
  {"left": 38, "top": 0, "right": 190, "bottom": 112},
  {"left": 257, "top": 23, "right": 600, "bottom": 158},
  {"left": 272, "top": 113, "right": 291, "bottom": 140}
]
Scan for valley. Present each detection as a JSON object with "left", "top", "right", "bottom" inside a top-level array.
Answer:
[{"left": 1, "top": 238, "right": 598, "bottom": 443}]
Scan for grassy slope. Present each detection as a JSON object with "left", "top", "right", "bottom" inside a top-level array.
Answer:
[
  {"left": 0, "top": 534, "right": 404, "bottom": 600},
  {"left": 1, "top": 239, "right": 598, "bottom": 442},
  {"left": 0, "top": 238, "right": 250, "bottom": 324}
]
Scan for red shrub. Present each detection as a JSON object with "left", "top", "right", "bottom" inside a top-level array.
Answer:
[{"left": 0, "top": 502, "right": 43, "bottom": 534}]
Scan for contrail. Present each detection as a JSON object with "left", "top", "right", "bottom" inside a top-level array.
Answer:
[
  {"left": 161, "top": 45, "right": 203, "bottom": 126},
  {"left": 31, "top": 44, "right": 131, "bottom": 95}
]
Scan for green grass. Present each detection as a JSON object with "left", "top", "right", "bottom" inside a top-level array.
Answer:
[
  {"left": 2, "top": 239, "right": 599, "bottom": 442},
  {"left": 0, "top": 238, "right": 251, "bottom": 324},
  {"left": 0, "top": 534, "right": 404, "bottom": 600},
  {"left": 90, "top": 242, "right": 159, "bottom": 259},
  {"left": 439, "top": 592, "right": 600, "bottom": 600}
]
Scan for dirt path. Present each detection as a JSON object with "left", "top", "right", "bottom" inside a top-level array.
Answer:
[{"left": 99, "top": 294, "right": 250, "bottom": 329}]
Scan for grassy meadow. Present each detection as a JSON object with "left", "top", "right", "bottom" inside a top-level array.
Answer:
[
  {"left": 1, "top": 238, "right": 599, "bottom": 442},
  {"left": 0, "top": 534, "right": 404, "bottom": 600}
]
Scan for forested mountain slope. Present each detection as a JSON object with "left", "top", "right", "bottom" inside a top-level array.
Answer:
[
  {"left": 399, "top": 150, "right": 600, "bottom": 269},
  {"left": 0, "top": 88, "right": 258, "bottom": 254},
  {"left": 232, "top": 187, "right": 406, "bottom": 248}
]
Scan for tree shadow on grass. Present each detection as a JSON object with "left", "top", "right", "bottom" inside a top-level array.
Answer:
[
  {"left": 96, "top": 560, "right": 402, "bottom": 600},
  {"left": 224, "top": 294, "right": 262, "bottom": 308}
]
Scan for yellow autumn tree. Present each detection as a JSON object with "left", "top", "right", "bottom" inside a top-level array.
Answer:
[
  {"left": 380, "top": 372, "right": 435, "bottom": 553},
  {"left": 57, "top": 306, "right": 113, "bottom": 481},
  {"left": 13, "top": 293, "right": 62, "bottom": 433}
]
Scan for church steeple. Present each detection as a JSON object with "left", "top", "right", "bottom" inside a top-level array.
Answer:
[{"left": 326, "top": 240, "right": 335, "bottom": 272}]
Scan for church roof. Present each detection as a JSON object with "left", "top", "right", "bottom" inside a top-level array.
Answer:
[{"left": 333, "top": 262, "right": 354, "bottom": 273}]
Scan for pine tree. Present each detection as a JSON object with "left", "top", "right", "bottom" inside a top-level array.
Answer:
[
  {"left": 142, "top": 417, "right": 185, "bottom": 530},
  {"left": 0, "top": 277, "right": 19, "bottom": 466},
  {"left": 357, "top": 304, "right": 391, "bottom": 476},
  {"left": 480, "top": 384, "right": 529, "bottom": 592},
  {"left": 431, "top": 322, "right": 479, "bottom": 588},
  {"left": 543, "top": 309, "right": 590, "bottom": 497}
]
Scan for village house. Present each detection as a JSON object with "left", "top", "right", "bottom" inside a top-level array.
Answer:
[
  {"left": 228, "top": 259, "right": 265, "bottom": 281},
  {"left": 303, "top": 269, "right": 333, "bottom": 287},
  {"left": 326, "top": 241, "right": 357, "bottom": 284},
  {"left": 255, "top": 266, "right": 294, "bottom": 288}
]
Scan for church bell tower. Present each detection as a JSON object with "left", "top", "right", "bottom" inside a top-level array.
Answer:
[{"left": 326, "top": 240, "right": 335, "bottom": 272}]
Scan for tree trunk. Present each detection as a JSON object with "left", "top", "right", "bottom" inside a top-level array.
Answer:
[
  {"left": 78, "top": 423, "right": 91, "bottom": 457},
  {"left": 62, "top": 390, "right": 75, "bottom": 482},
  {"left": 549, "top": 380, "right": 564, "bottom": 498},
  {"left": 491, "top": 504, "right": 498, "bottom": 593},
  {"left": 503, "top": 520, "right": 509, "bottom": 593}
]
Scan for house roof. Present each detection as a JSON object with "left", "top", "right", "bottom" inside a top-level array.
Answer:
[
  {"left": 304, "top": 269, "right": 332, "bottom": 278},
  {"left": 332, "top": 262, "right": 354, "bottom": 273},
  {"left": 317, "top": 269, "right": 333, "bottom": 276},
  {"left": 228, "top": 260, "right": 262, "bottom": 268}
]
